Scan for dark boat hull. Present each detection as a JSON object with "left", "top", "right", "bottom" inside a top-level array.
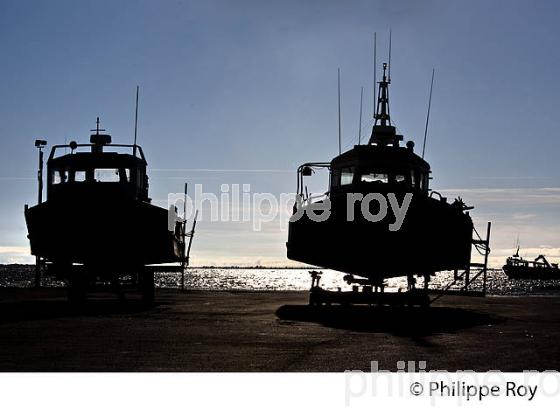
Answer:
[
  {"left": 502, "top": 265, "right": 560, "bottom": 280},
  {"left": 287, "top": 193, "right": 473, "bottom": 279},
  {"left": 25, "top": 198, "right": 182, "bottom": 268}
]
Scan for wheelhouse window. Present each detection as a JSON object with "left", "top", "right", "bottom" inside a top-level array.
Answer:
[
  {"left": 360, "top": 171, "right": 407, "bottom": 185},
  {"left": 74, "top": 170, "right": 86, "bottom": 182},
  {"left": 93, "top": 168, "right": 130, "bottom": 183},
  {"left": 332, "top": 167, "right": 413, "bottom": 188},
  {"left": 361, "top": 173, "right": 388, "bottom": 184},
  {"left": 420, "top": 173, "right": 429, "bottom": 191},
  {"left": 331, "top": 167, "right": 355, "bottom": 188},
  {"left": 340, "top": 167, "right": 354, "bottom": 185},
  {"left": 410, "top": 170, "right": 429, "bottom": 191},
  {"left": 51, "top": 169, "right": 68, "bottom": 184}
]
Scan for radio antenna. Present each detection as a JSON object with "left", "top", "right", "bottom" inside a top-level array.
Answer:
[
  {"left": 373, "top": 32, "right": 377, "bottom": 118},
  {"left": 358, "top": 86, "right": 364, "bottom": 145},
  {"left": 133, "top": 85, "right": 139, "bottom": 157},
  {"left": 388, "top": 29, "right": 392, "bottom": 82},
  {"left": 337, "top": 68, "right": 342, "bottom": 155},
  {"left": 421, "top": 68, "right": 435, "bottom": 159}
]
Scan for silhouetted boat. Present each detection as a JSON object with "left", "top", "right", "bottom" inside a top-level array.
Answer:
[
  {"left": 25, "top": 119, "right": 187, "bottom": 300},
  {"left": 503, "top": 249, "right": 560, "bottom": 280},
  {"left": 287, "top": 63, "right": 474, "bottom": 289}
]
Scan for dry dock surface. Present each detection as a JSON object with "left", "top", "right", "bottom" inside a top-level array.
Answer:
[{"left": 0, "top": 288, "right": 559, "bottom": 371}]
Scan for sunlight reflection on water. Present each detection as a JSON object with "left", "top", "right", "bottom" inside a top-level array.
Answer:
[
  {"left": 1, "top": 265, "right": 559, "bottom": 296},
  {"left": 155, "top": 268, "right": 560, "bottom": 296}
]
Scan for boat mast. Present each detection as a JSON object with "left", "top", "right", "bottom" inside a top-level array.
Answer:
[
  {"left": 374, "top": 63, "right": 391, "bottom": 127},
  {"left": 368, "top": 61, "right": 402, "bottom": 147}
]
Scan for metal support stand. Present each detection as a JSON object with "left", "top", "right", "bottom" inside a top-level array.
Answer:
[
  {"left": 34, "top": 257, "right": 42, "bottom": 289},
  {"left": 465, "top": 221, "right": 491, "bottom": 294},
  {"left": 308, "top": 271, "right": 429, "bottom": 307},
  {"left": 310, "top": 270, "right": 322, "bottom": 289},
  {"left": 430, "top": 221, "right": 492, "bottom": 304},
  {"left": 180, "top": 200, "right": 198, "bottom": 292}
]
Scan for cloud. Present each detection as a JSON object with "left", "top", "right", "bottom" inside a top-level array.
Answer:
[
  {"left": 437, "top": 187, "right": 560, "bottom": 205},
  {"left": 0, "top": 246, "right": 33, "bottom": 264},
  {"left": 492, "top": 247, "right": 560, "bottom": 258},
  {"left": 512, "top": 213, "right": 537, "bottom": 220},
  {"left": 0, "top": 246, "right": 29, "bottom": 254}
]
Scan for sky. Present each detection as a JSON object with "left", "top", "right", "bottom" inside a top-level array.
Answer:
[{"left": 1, "top": 0, "right": 560, "bottom": 267}]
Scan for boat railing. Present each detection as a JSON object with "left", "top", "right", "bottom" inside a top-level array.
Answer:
[
  {"left": 301, "top": 192, "right": 329, "bottom": 207},
  {"left": 296, "top": 162, "right": 331, "bottom": 197},
  {"left": 429, "top": 190, "right": 448, "bottom": 202},
  {"left": 49, "top": 143, "right": 146, "bottom": 161}
]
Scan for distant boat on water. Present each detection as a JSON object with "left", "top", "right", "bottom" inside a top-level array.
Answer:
[{"left": 503, "top": 248, "right": 560, "bottom": 280}]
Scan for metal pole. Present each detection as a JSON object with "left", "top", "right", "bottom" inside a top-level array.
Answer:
[
  {"left": 37, "top": 148, "right": 43, "bottom": 205},
  {"left": 35, "top": 146, "right": 44, "bottom": 288},
  {"left": 358, "top": 86, "right": 363, "bottom": 145},
  {"left": 181, "top": 182, "right": 188, "bottom": 292},
  {"left": 133, "top": 86, "right": 139, "bottom": 157},
  {"left": 373, "top": 32, "right": 377, "bottom": 118},
  {"left": 337, "top": 68, "right": 341, "bottom": 155},
  {"left": 483, "top": 221, "right": 492, "bottom": 296},
  {"left": 186, "top": 210, "right": 198, "bottom": 261},
  {"left": 388, "top": 29, "right": 392, "bottom": 81},
  {"left": 182, "top": 210, "right": 198, "bottom": 292},
  {"left": 422, "top": 68, "right": 435, "bottom": 159}
]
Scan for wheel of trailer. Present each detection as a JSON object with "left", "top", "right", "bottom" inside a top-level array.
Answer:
[{"left": 140, "top": 269, "right": 155, "bottom": 304}]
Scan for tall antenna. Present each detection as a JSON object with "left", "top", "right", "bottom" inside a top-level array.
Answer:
[
  {"left": 421, "top": 68, "right": 435, "bottom": 159},
  {"left": 388, "top": 29, "right": 392, "bottom": 81},
  {"left": 373, "top": 32, "right": 377, "bottom": 118},
  {"left": 358, "top": 86, "right": 364, "bottom": 145},
  {"left": 133, "top": 85, "right": 139, "bottom": 156},
  {"left": 337, "top": 68, "right": 342, "bottom": 155}
]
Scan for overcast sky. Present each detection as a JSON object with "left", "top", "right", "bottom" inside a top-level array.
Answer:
[{"left": 1, "top": 0, "right": 559, "bottom": 266}]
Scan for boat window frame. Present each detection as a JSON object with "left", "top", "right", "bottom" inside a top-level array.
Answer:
[
  {"left": 330, "top": 167, "right": 356, "bottom": 188},
  {"left": 74, "top": 170, "right": 87, "bottom": 182},
  {"left": 358, "top": 168, "right": 410, "bottom": 187},
  {"left": 361, "top": 172, "right": 389, "bottom": 184},
  {"left": 411, "top": 169, "right": 429, "bottom": 192},
  {"left": 93, "top": 168, "right": 131, "bottom": 183},
  {"left": 340, "top": 167, "right": 355, "bottom": 186},
  {"left": 50, "top": 168, "right": 68, "bottom": 185}
]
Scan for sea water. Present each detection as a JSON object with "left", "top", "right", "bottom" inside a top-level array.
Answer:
[{"left": 1, "top": 265, "right": 560, "bottom": 296}]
